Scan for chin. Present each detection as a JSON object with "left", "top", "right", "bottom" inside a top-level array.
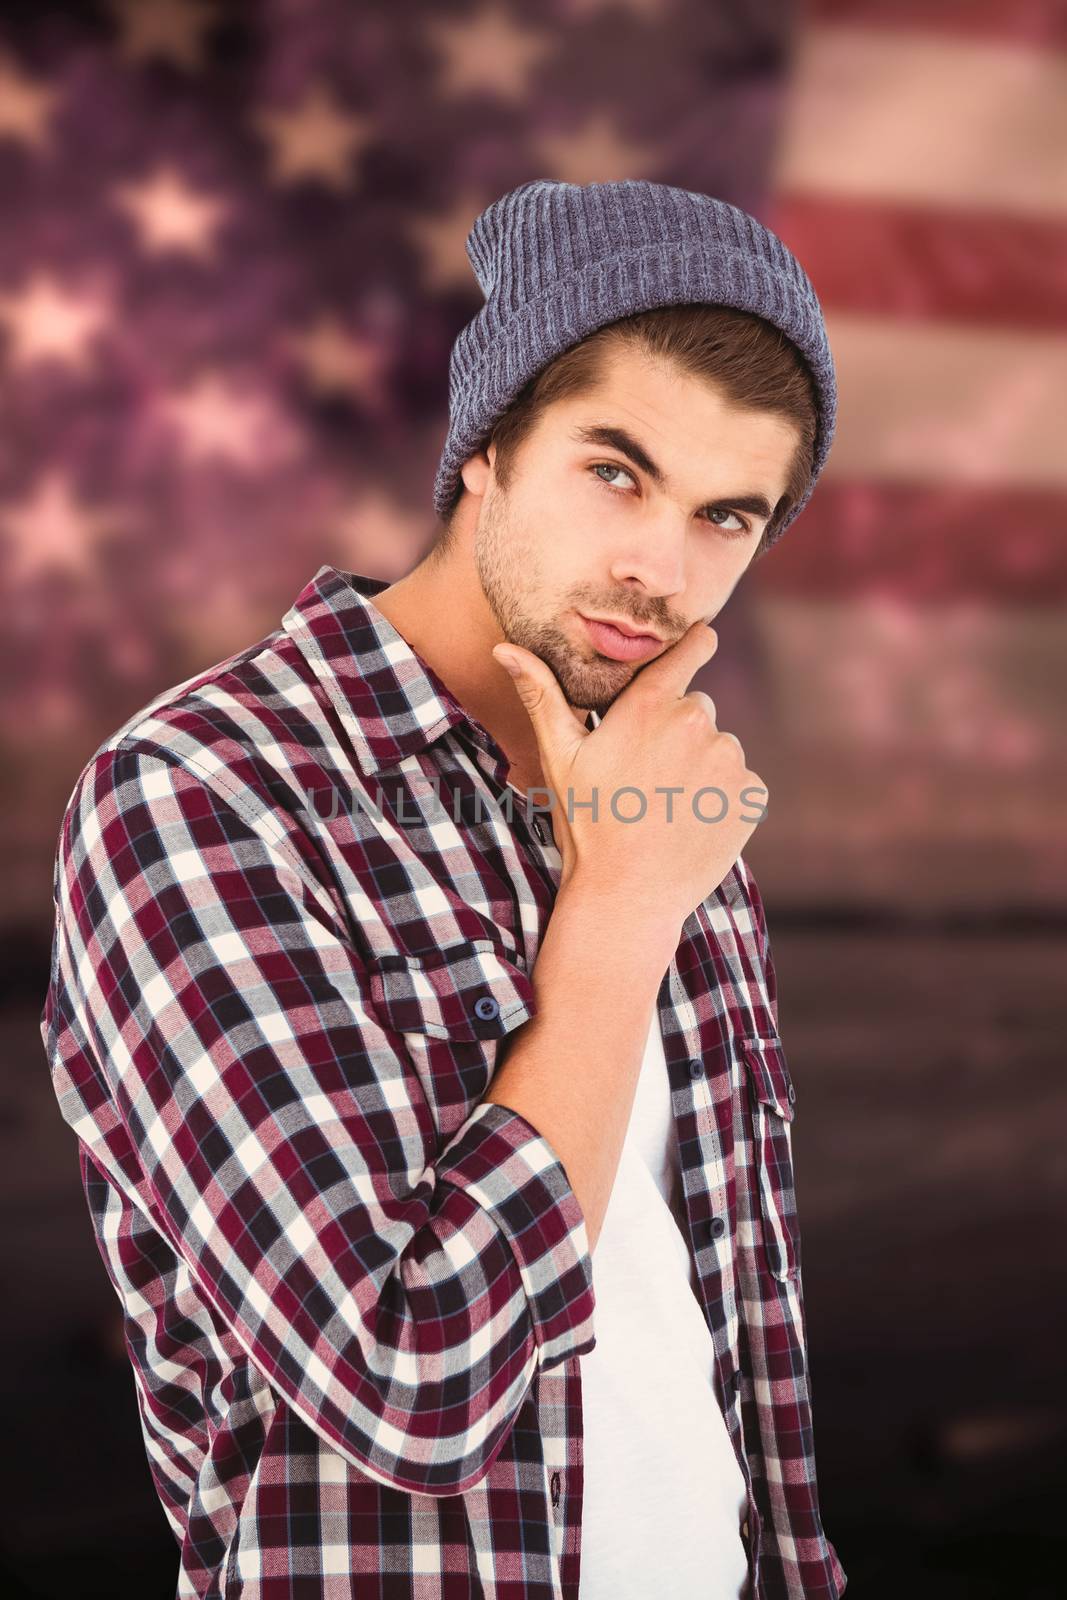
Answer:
[{"left": 562, "top": 660, "right": 634, "bottom": 717}]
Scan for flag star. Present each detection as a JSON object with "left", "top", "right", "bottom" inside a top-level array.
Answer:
[
  {"left": 424, "top": 4, "right": 556, "bottom": 103},
  {"left": 285, "top": 314, "right": 390, "bottom": 405},
  {"left": 160, "top": 372, "right": 305, "bottom": 468},
  {"left": 0, "top": 272, "right": 111, "bottom": 372},
  {"left": 109, "top": 0, "right": 220, "bottom": 72},
  {"left": 0, "top": 49, "right": 59, "bottom": 152},
  {"left": 112, "top": 164, "right": 228, "bottom": 260},
  {"left": 532, "top": 109, "right": 661, "bottom": 181},
  {"left": 407, "top": 186, "right": 495, "bottom": 293},
  {"left": 253, "top": 83, "right": 373, "bottom": 190},
  {"left": 0, "top": 470, "right": 125, "bottom": 585}
]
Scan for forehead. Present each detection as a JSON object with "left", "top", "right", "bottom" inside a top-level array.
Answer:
[{"left": 549, "top": 346, "right": 775, "bottom": 444}]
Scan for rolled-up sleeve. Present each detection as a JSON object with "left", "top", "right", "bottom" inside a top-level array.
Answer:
[
  {"left": 42, "top": 741, "right": 596, "bottom": 1497},
  {"left": 739, "top": 852, "right": 778, "bottom": 1032}
]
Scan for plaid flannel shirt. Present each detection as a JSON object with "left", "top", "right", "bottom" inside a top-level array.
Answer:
[{"left": 40, "top": 562, "right": 847, "bottom": 1599}]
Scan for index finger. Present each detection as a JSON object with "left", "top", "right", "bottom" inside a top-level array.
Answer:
[{"left": 632, "top": 619, "right": 718, "bottom": 700}]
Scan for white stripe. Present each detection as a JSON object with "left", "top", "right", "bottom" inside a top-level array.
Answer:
[
  {"left": 775, "top": 24, "right": 1067, "bottom": 219},
  {"left": 824, "top": 313, "right": 1067, "bottom": 488}
]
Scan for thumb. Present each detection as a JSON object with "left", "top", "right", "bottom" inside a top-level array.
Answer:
[{"left": 491, "top": 642, "right": 589, "bottom": 767}]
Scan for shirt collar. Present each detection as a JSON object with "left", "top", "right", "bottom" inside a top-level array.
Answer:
[{"left": 281, "top": 562, "right": 601, "bottom": 780}]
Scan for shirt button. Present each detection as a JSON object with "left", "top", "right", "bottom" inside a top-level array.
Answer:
[
  {"left": 706, "top": 1215, "right": 726, "bottom": 1240},
  {"left": 531, "top": 817, "right": 546, "bottom": 842},
  {"left": 688, "top": 1058, "right": 704, "bottom": 1079},
  {"left": 788, "top": 1082, "right": 796, "bottom": 1103},
  {"left": 474, "top": 995, "right": 500, "bottom": 1020}
]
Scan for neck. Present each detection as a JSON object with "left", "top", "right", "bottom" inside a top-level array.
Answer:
[{"left": 373, "top": 550, "right": 552, "bottom": 790}]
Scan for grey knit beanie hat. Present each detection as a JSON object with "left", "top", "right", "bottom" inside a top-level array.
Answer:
[{"left": 433, "top": 177, "right": 836, "bottom": 547}]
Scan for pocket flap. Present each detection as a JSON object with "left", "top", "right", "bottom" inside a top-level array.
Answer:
[
  {"left": 367, "top": 940, "right": 537, "bottom": 1042},
  {"left": 738, "top": 1035, "right": 796, "bottom": 1121}
]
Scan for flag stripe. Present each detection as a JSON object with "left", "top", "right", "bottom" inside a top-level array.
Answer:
[
  {"left": 755, "top": 481, "right": 1067, "bottom": 603},
  {"left": 770, "top": 195, "right": 1067, "bottom": 332},
  {"left": 806, "top": 0, "right": 1067, "bottom": 51},
  {"left": 821, "top": 314, "right": 1067, "bottom": 490},
  {"left": 774, "top": 25, "right": 1067, "bottom": 219}
]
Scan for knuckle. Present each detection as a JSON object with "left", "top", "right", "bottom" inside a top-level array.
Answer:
[{"left": 678, "top": 693, "right": 715, "bottom": 730}]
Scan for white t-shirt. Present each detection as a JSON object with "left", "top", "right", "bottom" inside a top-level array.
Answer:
[{"left": 578, "top": 1009, "right": 750, "bottom": 1599}]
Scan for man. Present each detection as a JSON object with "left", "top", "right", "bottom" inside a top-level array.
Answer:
[{"left": 40, "top": 178, "right": 846, "bottom": 1599}]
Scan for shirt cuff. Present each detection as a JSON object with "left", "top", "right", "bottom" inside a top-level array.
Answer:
[{"left": 436, "top": 1099, "right": 597, "bottom": 1369}]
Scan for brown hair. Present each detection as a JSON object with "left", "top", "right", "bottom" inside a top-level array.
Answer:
[{"left": 433, "top": 303, "right": 818, "bottom": 561}]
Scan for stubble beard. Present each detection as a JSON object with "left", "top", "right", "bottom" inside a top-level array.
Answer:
[{"left": 473, "top": 487, "right": 641, "bottom": 718}]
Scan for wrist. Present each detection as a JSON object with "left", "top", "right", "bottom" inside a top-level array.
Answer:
[{"left": 553, "top": 870, "right": 682, "bottom": 967}]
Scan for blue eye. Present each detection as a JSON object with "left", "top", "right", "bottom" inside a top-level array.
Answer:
[
  {"left": 589, "top": 463, "right": 752, "bottom": 537},
  {"left": 704, "top": 507, "right": 750, "bottom": 537},
  {"left": 591, "top": 462, "right": 633, "bottom": 490}
]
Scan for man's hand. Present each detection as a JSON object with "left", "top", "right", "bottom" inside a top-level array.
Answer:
[{"left": 491, "top": 620, "right": 767, "bottom": 926}]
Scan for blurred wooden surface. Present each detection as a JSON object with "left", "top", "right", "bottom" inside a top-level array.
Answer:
[{"left": 4, "top": 925, "right": 1065, "bottom": 1596}]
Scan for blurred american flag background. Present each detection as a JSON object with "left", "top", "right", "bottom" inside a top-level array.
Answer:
[
  {"left": 1, "top": 3, "right": 1065, "bottom": 1595},
  {"left": 1, "top": 0, "right": 1063, "bottom": 927}
]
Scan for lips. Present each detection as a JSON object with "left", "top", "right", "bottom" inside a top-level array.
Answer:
[
  {"left": 581, "top": 612, "right": 663, "bottom": 641},
  {"left": 577, "top": 612, "right": 665, "bottom": 663}
]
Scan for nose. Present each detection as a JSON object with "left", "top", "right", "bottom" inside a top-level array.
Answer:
[{"left": 607, "top": 518, "right": 687, "bottom": 599}]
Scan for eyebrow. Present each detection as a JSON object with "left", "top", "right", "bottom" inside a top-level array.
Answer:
[{"left": 568, "top": 421, "right": 776, "bottom": 524}]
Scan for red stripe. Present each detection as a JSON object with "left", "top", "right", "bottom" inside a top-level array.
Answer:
[
  {"left": 756, "top": 482, "right": 1067, "bottom": 603},
  {"left": 802, "top": 0, "right": 1067, "bottom": 49},
  {"left": 767, "top": 195, "right": 1067, "bottom": 332}
]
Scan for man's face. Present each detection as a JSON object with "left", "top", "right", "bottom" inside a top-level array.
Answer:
[{"left": 467, "top": 343, "right": 799, "bottom": 716}]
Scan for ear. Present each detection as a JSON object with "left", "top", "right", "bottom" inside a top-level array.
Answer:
[{"left": 460, "top": 446, "right": 492, "bottom": 498}]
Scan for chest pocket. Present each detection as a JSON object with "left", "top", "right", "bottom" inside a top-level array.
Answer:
[
  {"left": 739, "top": 1034, "right": 800, "bottom": 1281},
  {"left": 366, "top": 939, "right": 537, "bottom": 1138}
]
